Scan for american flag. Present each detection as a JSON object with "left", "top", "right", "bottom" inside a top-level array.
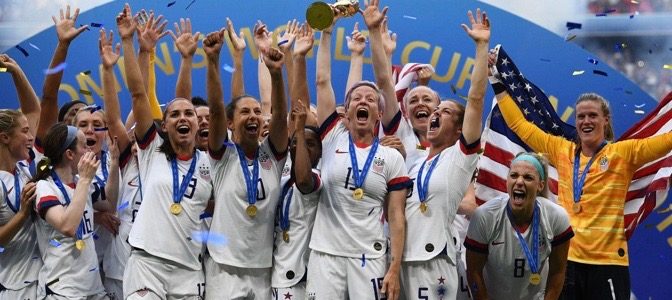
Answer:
[{"left": 474, "top": 45, "right": 671, "bottom": 239}]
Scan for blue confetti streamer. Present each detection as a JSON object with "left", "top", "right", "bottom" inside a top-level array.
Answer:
[
  {"left": 93, "top": 233, "right": 99, "bottom": 240},
  {"left": 118, "top": 201, "right": 130, "bottom": 211},
  {"left": 566, "top": 22, "right": 582, "bottom": 30},
  {"left": 44, "top": 62, "right": 68, "bottom": 75},
  {"left": 199, "top": 212, "right": 212, "bottom": 219},
  {"left": 29, "top": 43, "right": 41, "bottom": 51},
  {"left": 90, "top": 22, "right": 103, "bottom": 28},
  {"left": 15, "top": 45, "right": 29, "bottom": 57},
  {"left": 191, "top": 231, "right": 228, "bottom": 245},
  {"left": 593, "top": 70, "right": 608, "bottom": 77},
  {"left": 167, "top": 0, "right": 177, "bottom": 7},
  {"left": 368, "top": 208, "right": 374, "bottom": 216},
  {"left": 277, "top": 40, "right": 289, "bottom": 47},
  {"left": 361, "top": 254, "right": 366, "bottom": 267},
  {"left": 540, "top": 58, "right": 551, "bottom": 62},
  {"left": 588, "top": 57, "right": 599, "bottom": 65},
  {"left": 49, "top": 239, "right": 61, "bottom": 247},
  {"left": 223, "top": 64, "right": 235, "bottom": 73},
  {"left": 79, "top": 24, "right": 91, "bottom": 31},
  {"left": 0, "top": 246, "right": 4, "bottom": 253},
  {"left": 185, "top": 0, "right": 196, "bottom": 10},
  {"left": 89, "top": 267, "right": 98, "bottom": 272}
]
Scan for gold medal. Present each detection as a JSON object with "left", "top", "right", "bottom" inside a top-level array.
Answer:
[
  {"left": 420, "top": 202, "right": 428, "bottom": 214},
  {"left": 283, "top": 230, "right": 290, "bottom": 243},
  {"left": 246, "top": 204, "right": 258, "bottom": 217},
  {"left": 170, "top": 203, "right": 183, "bottom": 215},
  {"left": 573, "top": 202, "right": 581, "bottom": 214},
  {"left": 353, "top": 188, "right": 364, "bottom": 200},
  {"left": 75, "top": 239, "right": 85, "bottom": 250},
  {"left": 529, "top": 273, "right": 542, "bottom": 285}
]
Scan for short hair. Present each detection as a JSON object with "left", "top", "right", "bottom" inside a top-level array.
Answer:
[
  {"left": 226, "top": 94, "right": 258, "bottom": 121},
  {"left": 191, "top": 96, "right": 208, "bottom": 107},
  {"left": 58, "top": 100, "right": 87, "bottom": 122},
  {"left": 343, "top": 81, "right": 385, "bottom": 114}
]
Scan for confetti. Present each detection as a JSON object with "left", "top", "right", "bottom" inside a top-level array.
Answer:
[
  {"left": 94, "top": 127, "right": 109, "bottom": 132},
  {"left": 664, "top": 64, "right": 672, "bottom": 70},
  {"left": 625, "top": 90, "right": 633, "bottom": 95},
  {"left": 15, "top": 45, "right": 29, "bottom": 57},
  {"left": 185, "top": 0, "right": 196, "bottom": 10},
  {"left": 657, "top": 204, "right": 672, "bottom": 213},
  {"left": 223, "top": 64, "right": 235, "bottom": 73},
  {"left": 403, "top": 15, "right": 417, "bottom": 20},
  {"left": 167, "top": 0, "right": 177, "bottom": 7},
  {"left": 29, "top": 43, "right": 41, "bottom": 51},
  {"left": 44, "top": 62, "right": 68, "bottom": 75},
  {"left": 566, "top": 22, "right": 582, "bottom": 30},
  {"left": 49, "top": 239, "right": 62, "bottom": 247},
  {"left": 191, "top": 230, "right": 228, "bottom": 245},
  {"left": 588, "top": 58, "right": 599, "bottom": 65},
  {"left": 199, "top": 212, "right": 212, "bottom": 219},
  {"left": 0, "top": 68, "right": 6, "bottom": 72},
  {"left": 593, "top": 70, "right": 608, "bottom": 76},
  {"left": 361, "top": 254, "right": 366, "bottom": 267},
  {"left": 596, "top": 9, "right": 616, "bottom": 17},
  {"left": 634, "top": 103, "right": 646, "bottom": 108},
  {"left": 89, "top": 267, "right": 98, "bottom": 272},
  {"left": 79, "top": 89, "right": 92, "bottom": 95},
  {"left": 565, "top": 34, "right": 577, "bottom": 42},
  {"left": 649, "top": 49, "right": 653, "bottom": 54},
  {"left": 572, "top": 70, "right": 585, "bottom": 76},
  {"left": 630, "top": 11, "right": 639, "bottom": 19},
  {"left": 80, "top": 24, "right": 91, "bottom": 31},
  {"left": 93, "top": 233, "right": 99, "bottom": 240},
  {"left": 450, "top": 84, "right": 457, "bottom": 95},
  {"left": 634, "top": 110, "right": 645, "bottom": 114},
  {"left": 118, "top": 201, "right": 130, "bottom": 211},
  {"left": 79, "top": 70, "right": 91, "bottom": 76},
  {"left": 614, "top": 43, "right": 627, "bottom": 51},
  {"left": 539, "top": 58, "right": 551, "bottom": 62},
  {"left": 368, "top": 208, "right": 374, "bottom": 216},
  {"left": 0, "top": 247, "right": 4, "bottom": 253},
  {"left": 277, "top": 40, "right": 289, "bottom": 47},
  {"left": 631, "top": 0, "right": 639, "bottom": 3},
  {"left": 90, "top": 22, "right": 103, "bottom": 28}
]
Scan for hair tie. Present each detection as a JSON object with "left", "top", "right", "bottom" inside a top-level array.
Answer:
[
  {"left": 60, "top": 126, "right": 78, "bottom": 153},
  {"left": 512, "top": 154, "right": 545, "bottom": 181}
]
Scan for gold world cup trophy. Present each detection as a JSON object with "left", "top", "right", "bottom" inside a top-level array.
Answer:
[{"left": 306, "top": 0, "right": 360, "bottom": 31}]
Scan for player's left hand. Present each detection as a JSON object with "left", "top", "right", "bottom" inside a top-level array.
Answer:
[{"left": 381, "top": 269, "right": 400, "bottom": 300}]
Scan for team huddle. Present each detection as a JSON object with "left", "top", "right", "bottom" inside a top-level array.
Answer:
[{"left": 1, "top": 1, "right": 671, "bottom": 300}]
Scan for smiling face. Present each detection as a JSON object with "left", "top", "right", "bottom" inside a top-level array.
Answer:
[
  {"left": 229, "top": 97, "right": 262, "bottom": 145},
  {"left": 507, "top": 159, "right": 544, "bottom": 214},
  {"left": 161, "top": 99, "right": 199, "bottom": 149},
  {"left": 426, "top": 101, "right": 463, "bottom": 147},
  {"left": 404, "top": 86, "right": 440, "bottom": 134},
  {"left": 575, "top": 99, "right": 609, "bottom": 149},
  {"left": 74, "top": 109, "right": 107, "bottom": 155},
  {"left": 345, "top": 85, "right": 382, "bottom": 135},
  {"left": 1, "top": 114, "right": 34, "bottom": 162},
  {"left": 195, "top": 106, "right": 210, "bottom": 151}
]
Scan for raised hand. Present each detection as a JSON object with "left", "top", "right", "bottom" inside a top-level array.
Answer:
[
  {"left": 380, "top": 135, "right": 406, "bottom": 159},
  {"left": 293, "top": 23, "right": 315, "bottom": 57},
  {"left": 78, "top": 151, "right": 100, "bottom": 181},
  {"left": 361, "top": 0, "right": 388, "bottom": 29},
  {"left": 19, "top": 182, "right": 36, "bottom": 215},
  {"left": 95, "top": 211, "right": 121, "bottom": 235},
  {"left": 138, "top": 11, "right": 169, "bottom": 52},
  {"left": 263, "top": 47, "right": 284, "bottom": 73},
  {"left": 108, "top": 135, "right": 120, "bottom": 163},
  {"left": 116, "top": 3, "right": 136, "bottom": 40},
  {"left": 292, "top": 99, "right": 308, "bottom": 132},
  {"left": 417, "top": 66, "right": 433, "bottom": 86},
  {"left": 253, "top": 20, "right": 272, "bottom": 53},
  {"left": 51, "top": 5, "right": 88, "bottom": 44},
  {"left": 203, "top": 28, "right": 226, "bottom": 59},
  {"left": 226, "top": 18, "right": 247, "bottom": 53},
  {"left": 381, "top": 17, "right": 397, "bottom": 57},
  {"left": 0, "top": 54, "right": 21, "bottom": 74},
  {"left": 346, "top": 22, "right": 367, "bottom": 55},
  {"left": 170, "top": 18, "right": 201, "bottom": 58},
  {"left": 98, "top": 29, "right": 121, "bottom": 69},
  {"left": 461, "top": 8, "right": 491, "bottom": 44},
  {"left": 278, "top": 19, "right": 299, "bottom": 53}
]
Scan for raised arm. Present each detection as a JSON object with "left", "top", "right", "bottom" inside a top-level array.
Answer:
[
  {"left": 203, "top": 28, "right": 228, "bottom": 153},
  {"left": 362, "top": 0, "right": 397, "bottom": 127},
  {"left": 278, "top": 19, "right": 299, "bottom": 97},
  {"left": 264, "top": 47, "right": 289, "bottom": 152},
  {"left": 37, "top": 5, "right": 88, "bottom": 141},
  {"left": 137, "top": 12, "right": 168, "bottom": 121},
  {"left": 545, "top": 240, "right": 570, "bottom": 300},
  {"left": 290, "top": 23, "right": 314, "bottom": 134},
  {"left": 254, "top": 21, "right": 273, "bottom": 116},
  {"left": 0, "top": 55, "right": 40, "bottom": 136},
  {"left": 171, "top": 18, "right": 200, "bottom": 100},
  {"left": 226, "top": 18, "right": 247, "bottom": 99},
  {"left": 460, "top": 9, "right": 490, "bottom": 144},
  {"left": 345, "top": 22, "right": 366, "bottom": 93},
  {"left": 117, "top": 4, "right": 152, "bottom": 137},
  {"left": 99, "top": 29, "right": 130, "bottom": 153},
  {"left": 381, "top": 17, "right": 397, "bottom": 71},
  {"left": 315, "top": 20, "right": 338, "bottom": 125},
  {"left": 291, "top": 100, "right": 315, "bottom": 193}
]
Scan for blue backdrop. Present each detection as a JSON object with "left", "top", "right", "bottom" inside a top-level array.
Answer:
[{"left": 1, "top": 0, "right": 669, "bottom": 297}]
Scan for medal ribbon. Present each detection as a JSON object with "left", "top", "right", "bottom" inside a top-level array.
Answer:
[
  {"left": 278, "top": 179, "right": 294, "bottom": 232},
  {"left": 417, "top": 154, "right": 440, "bottom": 204},
  {"left": 235, "top": 145, "right": 260, "bottom": 207},
  {"left": 94, "top": 151, "right": 109, "bottom": 192},
  {"left": 572, "top": 141, "right": 607, "bottom": 205},
  {"left": 51, "top": 171, "right": 85, "bottom": 241},
  {"left": 348, "top": 135, "right": 379, "bottom": 189},
  {"left": 506, "top": 202, "right": 540, "bottom": 275},
  {"left": 171, "top": 152, "right": 199, "bottom": 205}
]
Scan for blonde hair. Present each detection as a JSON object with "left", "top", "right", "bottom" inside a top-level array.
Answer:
[
  {"left": 0, "top": 109, "right": 24, "bottom": 135},
  {"left": 512, "top": 152, "right": 550, "bottom": 198},
  {"left": 575, "top": 93, "right": 614, "bottom": 142}
]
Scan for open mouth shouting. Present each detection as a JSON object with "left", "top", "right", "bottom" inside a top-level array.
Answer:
[
  {"left": 176, "top": 124, "right": 191, "bottom": 135},
  {"left": 86, "top": 138, "right": 97, "bottom": 147},
  {"left": 428, "top": 115, "right": 441, "bottom": 132},
  {"left": 356, "top": 107, "right": 369, "bottom": 123},
  {"left": 511, "top": 189, "right": 527, "bottom": 206},
  {"left": 198, "top": 128, "right": 209, "bottom": 138},
  {"left": 245, "top": 123, "right": 259, "bottom": 135},
  {"left": 414, "top": 109, "right": 430, "bottom": 122}
]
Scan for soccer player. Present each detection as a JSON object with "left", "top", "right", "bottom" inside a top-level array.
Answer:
[
  {"left": 399, "top": 8, "right": 489, "bottom": 299},
  {"left": 465, "top": 152, "right": 574, "bottom": 300}
]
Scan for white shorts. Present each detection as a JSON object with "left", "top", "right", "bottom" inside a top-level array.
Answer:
[
  {"left": 305, "top": 250, "right": 388, "bottom": 300},
  {"left": 44, "top": 292, "right": 109, "bottom": 300},
  {"left": 400, "top": 255, "right": 458, "bottom": 300},
  {"left": 455, "top": 249, "right": 471, "bottom": 300},
  {"left": 272, "top": 282, "right": 306, "bottom": 300},
  {"left": 123, "top": 249, "right": 205, "bottom": 300},
  {"left": 0, "top": 281, "right": 37, "bottom": 300},
  {"left": 204, "top": 255, "right": 270, "bottom": 300},
  {"left": 103, "top": 277, "right": 122, "bottom": 300}
]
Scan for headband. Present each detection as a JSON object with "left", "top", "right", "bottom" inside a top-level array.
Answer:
[
  {"left": 60, "top": 126, "right": 78, "bottom": 153},
  {"left": 512, "top": 154, "right": 545, "bottom": 181}
]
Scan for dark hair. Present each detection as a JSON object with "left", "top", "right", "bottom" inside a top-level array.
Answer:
[
  {"left": 226, "top": 94, "right": 258, "bottom": 121},
  {"left": 191, "top": 96, "right": 208, "bottom": 107},
  {"left": 58, "top": 100, "right": 87, "bottom": 122},
  {"left": 159, "top": 98, "right": 195, "bottom": 161},
  {"left": 443, "top": 99, "right": 466, "bottom": 128},
  {"left": 32, "top": 123, "right": 78, "bottom": 182}
]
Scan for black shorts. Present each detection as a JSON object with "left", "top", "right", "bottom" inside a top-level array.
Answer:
[{"left": 559, "top": 261, "right": 630, "bottom": 300}]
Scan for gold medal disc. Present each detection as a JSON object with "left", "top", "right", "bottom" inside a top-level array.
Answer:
[
  {"left": 170, "top": 203, "right": 183, "bottom": 215},
  {"left": 420, "top": 202, "right": 428, "bottom": 214},
  {"left": 573, "top": 202, "right": 582, "bottom": 214},
  {"left": 353, "top": 188, "right": 364, "bottom": 200},
  {"left": 246, "top": 204, "right": 258, "bottom": 217},
  {"left": 75, "top": 239, "right": 85, "bottom": 250},
  {"left": 529, "top": 273, "right": 542, "bottom": 285},
  {"left": 283, "top": 231, "right": 290, "bottom": 243}
]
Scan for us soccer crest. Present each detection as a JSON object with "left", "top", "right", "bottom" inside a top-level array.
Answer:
[
  {"left": 372, "top": 157, "right": 385, "bottom": 174},
  {"left": 259, "top": 152, "right": 272, "bottom": 170},
  {"left": 599, "top": 155, "right": 609, "bottom": 172},
  {"left": 199, "top": 164, "right": 211, "bottom": 181}
]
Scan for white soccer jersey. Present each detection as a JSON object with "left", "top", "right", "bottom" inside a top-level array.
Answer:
[
  {"left": 93, "top": 152, "right": 114, "bottom": 266},
  {"left": 310, "top": 114, "right": 412, "bottom": 258},
  {"left": 464, "top": 197, "right": 574, "bottom": 300},
  {"left": 0, "top": 163, "right": 41, "bottom": 291},
  {"left": 404, "top": 137, "right": 480, "bottom": 263},
  {"left": 34, "top": 177, "right": 105, "bottom": 298},
  {"left": 128, "top": 125, "right": 213, "bottom": 271},
  {"left": 208, "top": 138, "right": 287, "bottom": 268},
  {"left": 381, "top": 111, "right": 429, "bottom": 172},
  {"left": 103, "top": 152, "right": 142, "bottom": 281},
  {"left": 272, "top": 170, "right": 322, "bottom": 288}
]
